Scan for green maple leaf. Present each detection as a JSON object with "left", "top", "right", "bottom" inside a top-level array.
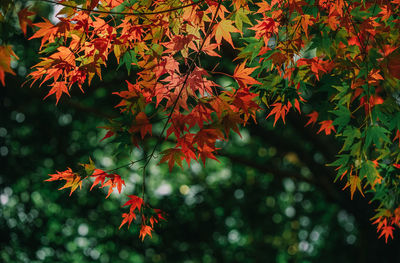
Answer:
[
  {"left": 234, "top": 8, "right": 252, "bottom": 32},
  {"left": 360, "top": 160, "right": 378, "bottom": 186},
  {"left": 339, "top": 126, "right": 361, "bottom": 153},
  {"left": 364, "top": 126, "right": 390, "bottom": 149},
  {"left": 331, "top": 106, "right": 351, "bottom": 132}
]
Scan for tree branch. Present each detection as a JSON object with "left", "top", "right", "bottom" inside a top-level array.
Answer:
[{"left": 40, "top": 0, "right": 206, "bottom": 16}]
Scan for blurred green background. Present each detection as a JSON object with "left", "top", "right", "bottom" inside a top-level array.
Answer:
[{"left": 1, "top": 1, "right": 400, "bottom": 263}]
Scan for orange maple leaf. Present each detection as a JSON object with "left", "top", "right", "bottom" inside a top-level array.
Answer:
[
  {"left": 119, "top": 212, "right": 137, "bottom": 229},
  {"left": 0, "top": 45, "right": 18, "bottom": 86},
  {"left": 266, "top": 102, "right": 290, "bottom": 126},
  {"left": 292, "top": 14, "right": 315, "bottom": 39},
  {"left": 233, "top": 61, "right": 261, "bottom": 88},
  {"left": 139, "top": 224, "right": 153, "bottom": 241},
  {"left": 18, "top": 7, "right": 35, "bottom": 36},
  {"left": 45, "top": 168, "right": 83, "bottom": 196},
  {"left": 43, "top": 81, "right": 70, "bottom": 105}
]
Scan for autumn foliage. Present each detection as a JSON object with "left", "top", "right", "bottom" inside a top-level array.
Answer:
[{"left": 3, "top": 0, "right": 400, "bottom": 242}]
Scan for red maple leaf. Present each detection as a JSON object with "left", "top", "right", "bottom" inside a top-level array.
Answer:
[
  {"left": 317, "top": 120, "right": 336, "bottom": 135},
  {"left": 304, "top": 111, "right": 319, "bottom": 127},
  {"left": 379, "top": 225, "right": 395, "bottom": 243},
  {"left": 130, "top": 112, "right": 152, "bottom": 139},
  {"left": 90, "top": 169, "right": 125, "bottom": 198},
  {"left": 122, "top": 195, "right": 144, "bottom": 212},
  {"left": 119, "top": 195, "right": 144, "bottom": 229}
]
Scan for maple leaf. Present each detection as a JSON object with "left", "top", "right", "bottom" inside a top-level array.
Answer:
[
  {"left": 139, "top": 224, "right": 153, "bottom": 241},
  {"left": 254, "top": 1, "right": 271, "bottom": 13},
  {"left": 122, "top": 195, "right": 144, "bottom": 212},
  {"left": 159, "top": 148, "right": 185, "bottom": 171},
  {"left": 250, "top": 16, "right": 276, "bottom": 40},
  {"left": 317, "top": 120, "right": 336, "bottom": 135},
  {"left": 221, "top": 110, "right": 243, "bottom": 137},
  {"left": 266, "top": 102, "right": 290, "bottom": 126},
  {"left": 45, "top": 168, "right": 83, "bottom": 196},
  {"left": 29, "top": 18, "right": 70, "bottom": 49},
  {"left": 130, "top": 112, "right": 152, "bottom": 139},
  {"left": 43, "top": 81, "right": 70, "bottom": 105},
  {"left": 120, "top": 195, "right": 149, "bottom": 233},
  {"left": 176, "top": 134, "right": 197, "bottom": 166},
  {"left": 343, "top": 175, "right": 364, "bottom": 200},
  {"left": 119, "top": 212, "right": 137, "bottom": 229},
  {"left": 198, "top": 144, "right": 220, "bottom": 166},
  {"left": 193, "top": 37, "right": 221, "bottom": 57},
  {"left": 194, "top": 129, "right": 224, "bottom": 149},
  {"left": 231, "top": 89, "right": 260, "bottom": 117},
  {"left": 0, "top": 45, "right": 18, "bottom": 86},
  {"left": 102, "top": 174, "right": 125, "bottom": 198},
  {"left": 18, "top": 7, "right": 35, "bottom": 36},
  {"left": 304, "top": 111, "right": 318, "bottom": 127},
  {"left": 233, "top": 61, "right": 261, "bottom": 88},
  {"left": 90, "top": 169, "right": 125, "bottom": 198},
  {"left": 79, "top": 157, "right": 95, "bottom": 176},
  {"left": 297, "top": 57, "right": 330, "bottom": 81},
  {"left": 149, "top": 216, "right": 158, "bottom": 228},
  {"left": 153, "top": 208, "right": 167, "bottom": 221},
  {"left": 379, "top": 225, "right": 395, "bottom": 243},
  {"left": 214, "top": 19, "right": 240, "bottom": 48},
  {"left": 292, "top": 14, "right": 315, "bottom": 39}
]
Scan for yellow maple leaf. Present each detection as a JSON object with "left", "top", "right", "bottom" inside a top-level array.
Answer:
[{"left": 214, "top": 19, "right": 240, "bottom": 48}]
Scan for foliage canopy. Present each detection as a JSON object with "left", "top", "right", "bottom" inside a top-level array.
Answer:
[{"left": 2, "top": 0, "right": 400, "bottom": 243}]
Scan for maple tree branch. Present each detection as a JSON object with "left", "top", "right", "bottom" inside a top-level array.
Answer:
[
  {"left": 106, "top": 155, "right": 151, "bottom": 173},
  {"left": 40, "top": 0, "right": 206, "bottom": 16},
  {"left": 135, "top": 0, "right": 223, "bottom": 202}
]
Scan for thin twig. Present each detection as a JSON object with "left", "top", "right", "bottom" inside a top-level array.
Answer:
[{"left": 39, "top": 0, "right": 205, "bottom": 16}]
